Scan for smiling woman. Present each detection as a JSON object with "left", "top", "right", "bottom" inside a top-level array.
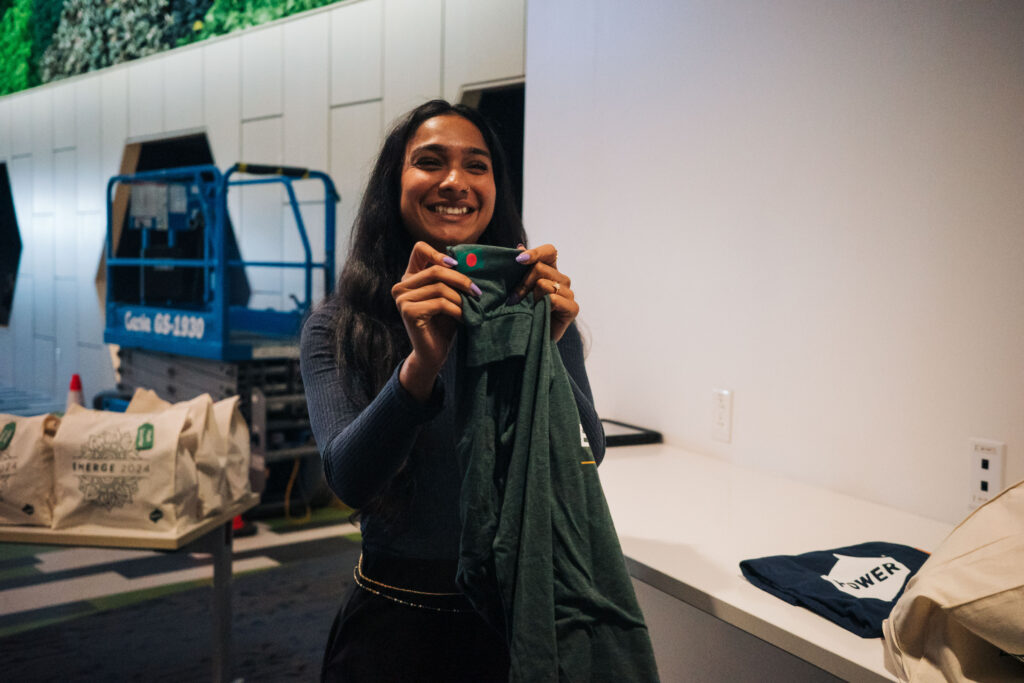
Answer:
[
  {"left": 399, "top": 115, "right": 497, "bottom": 249},
  {"left": 300, "top": 100, "right": 603, "bottom": 682}
]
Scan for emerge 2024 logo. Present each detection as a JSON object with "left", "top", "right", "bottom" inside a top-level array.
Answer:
[
  {"left": 0, "top": 421, "right": 15, "bottom": 501},
  {"left": 73, "top": 424, "right": 154, "bottom": 511}
]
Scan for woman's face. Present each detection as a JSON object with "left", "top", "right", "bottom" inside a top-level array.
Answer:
[{"left": 399, "top": 114, "right": 496, "bottom": 249}]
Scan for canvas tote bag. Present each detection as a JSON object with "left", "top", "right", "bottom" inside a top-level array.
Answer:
[
  {"left": 882, "top": 477, "right": 1024, "bottom": 681},
  {"left": 52, "top": 403, "right": 200, "bottom": 532},
  {"left": 126, "top": 389, "right": 231, "bottom": 517},
  {"left": 0, "top": 413, "right": 60, "bottom": 526},
  {"left": 212, "top": 395, "right": 252, "bottom": 502}
]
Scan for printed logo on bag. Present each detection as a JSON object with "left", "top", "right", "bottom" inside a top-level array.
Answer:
[
  {"left": 0, "top": 422, "right": 15, "bottom": 450},
  {"left": 136, "top": 423, "right": 155, "bottom": 451},
  {"left": 21, "top": 504, "right": 33, "bottom": 516},
  {"left": 73, "top": 429, "right": 152, "bottom": 511},
  {"left": 0, "top": 423, "right": 16, "bottom": 499},
  {"left": 821, "top": 554, "right": 912, "bottom": 602},
  {"left": 149, "top": 508, "right": 163, "bottom": 523}
]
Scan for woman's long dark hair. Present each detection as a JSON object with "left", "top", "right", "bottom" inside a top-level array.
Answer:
[
  {"left": 327, "top": 99, "right": 527, "bottom": 516},
  {"left": 330, "top": 100, "right": 526, "bottom": 399}
]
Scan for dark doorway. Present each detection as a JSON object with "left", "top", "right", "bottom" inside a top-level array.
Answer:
[
  {"left": 464, "top": 83, "right": 525, "bottom": 216},
  {"left": 0, "top": 163, "right": 21, "bottom": 326}
]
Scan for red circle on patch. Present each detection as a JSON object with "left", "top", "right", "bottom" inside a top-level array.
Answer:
[{"left": 466, "top": 253, "right": 477, "bottom": 267}]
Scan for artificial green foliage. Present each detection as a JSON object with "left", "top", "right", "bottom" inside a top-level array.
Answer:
[
  {"left": 166, "top": 0, "right": 214, "bottom": 47},
  {"left": 6, "top": 0, "right": 341, "bottom": 94},
  {"left": 185, "top": 0, "right": 338, "bottom": 45},
  {"left": 40, "top": 0, "right": 177, "bottom": 82},
  {"left": 0, "top": 0, "right": 33, "bottom": 96},
  {"left": 29, "top": 0, "right": 65, "bottom": 86}
]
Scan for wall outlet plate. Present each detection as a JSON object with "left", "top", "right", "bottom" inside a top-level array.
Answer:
[
  {"left": 712, "top": 389, "right": 732, "bottom": 443},
  {"left": 968, "top": 438, "right": 1006, "bottom": 510}
]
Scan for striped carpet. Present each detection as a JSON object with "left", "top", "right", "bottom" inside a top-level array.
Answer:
[{"left": 0, "top": 507, "right": 361, "bottom": 681}]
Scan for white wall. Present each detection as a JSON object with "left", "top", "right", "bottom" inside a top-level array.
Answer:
[
  {"left": 0, "top": 0, "right": 525, "bottom": 405},
  {"left": 524, "top": 0, "right": 1024, "bottom": 524}
]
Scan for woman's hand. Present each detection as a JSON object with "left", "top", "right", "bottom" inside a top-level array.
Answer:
[
  {"left": 510, "top": 244, "right": 579, "bottom": 342},
  {"left": 392, "top": 241, "right": 481, "bottom": 402}
]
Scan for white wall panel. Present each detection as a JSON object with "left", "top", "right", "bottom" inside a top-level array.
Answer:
[
  {"left": 31, "top": 90, "right": 54, "bottom": 154},
  {"left": 32, "top": 338, "right": 56, "bottom": 396},
  {"left": 12, "top": 275, "right": 34, "bottom": 390},
  {"left": 9, "top": 93, "right": 32, "bottom": 157},
  {"left": 77, "top": 343, "right": 116, "bottom": 405},
  {"left": 382, "top": 0, "right": 441, "bottom": 126},
  {"left": 55, "top": 279, "right": 79, "bottom": 395},
  {"left": 128, "top": 58, "right": 165, "bottom": 138},
  {"left": 31, "top": 91, "right": 55, "bottom": 215},
  {"left": 240, "top": 117, "right": 284, "bottom": 309},
  {"left": 8, "top": 156, "right": 32, "bottom": 277},
  {"left": 75, "top": 77, "right": 104, "bottom": 212},
  {"left": 0, "top": 329, "right": 12, "bottom": 385},
  {"left": 284, "top": 14, "right": 329, "bottom": 202},
  {"left": 525, "top": 0, "right": 1024, "bottom": 524},
  {"left": 329, "top": 101, "right": 382, "bottom": 256},
  {"left": 330, "top": 0, "right": 382, "bottom": 105},
  {"left": 242, "top": 26, "right": 284, "bottom": 120},
  {"left": 203, "top": 38, "right": 242, "bottom": 166},
  {"left": 443, "top": 0, "right": 524, "bottom": 102},
  {"left": 31, "top": 151, "right": 54, "bottom": 216},
  {"left": 54, "top": 150, "right": 77, "bottom": 276},
  {"left": 101, "top": 70, "right": 129, "bottom": 179},
  {"left": 0, "top": 98, "right": 10, "bottom": 160},
  {"left": 76, "top": 212, "right": 106, "bottom": 347},
  {"left": 32, "top": 214, "right": 55, "bottom": 339},
  {"left": 52, "top": 83, "right": 76, "bottom": 150},
  {"left": 163, "top": 48, "right": 205, "bottom": 133}
]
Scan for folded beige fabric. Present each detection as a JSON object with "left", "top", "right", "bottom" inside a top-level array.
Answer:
[
  {"left": 126, "top": 389, "right": 231, "bottom": 518},
  {"left": 52, "top": 403, "right": 200, "bottom": 532},
  {"left": 0, "top": 413, "right": 60, "bottom": 526},
  {"left": 882, "top": 478, "right": 1024, "bottom": 682}
]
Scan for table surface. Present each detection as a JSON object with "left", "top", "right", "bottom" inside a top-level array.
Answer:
[
  {"left": 0, "top": 494, "right": 260, "bottom": 550},
  {"left": 599, "top": 444, "right": 954, "bottom": 682}
]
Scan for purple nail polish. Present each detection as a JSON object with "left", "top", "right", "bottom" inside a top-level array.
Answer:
[
  {"left": 515, "top": 252, "right": 531, "bottom": 264},
  {"left": 443, "top": 256, "right": 458, "bottom": 267},
  {"left": 470, "top": 283, "right": 482, "bottom": 298}
]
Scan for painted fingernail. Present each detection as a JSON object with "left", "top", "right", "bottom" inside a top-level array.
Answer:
[
  {"left": 515, "top": 252, "right": 531, "bottom": 264},
  {"left": 516, "top": 243, "right": 526, "bottom": 250},
  {"left": 506, "top": 292, "right": 521, "bottom": 305},
  {"left": 443, "top": 256, "right": 458, "bottom": 267},
  {"left": 470, "top": 283, "right": 482, "bottom": 298}
]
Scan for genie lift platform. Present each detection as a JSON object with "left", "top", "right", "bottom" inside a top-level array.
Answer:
[
  {"left": 103, "top": 163, "right": 338, "bottom": 513},
  {"left": 104, "top": 163, "right": 336, "bottom": 360}
]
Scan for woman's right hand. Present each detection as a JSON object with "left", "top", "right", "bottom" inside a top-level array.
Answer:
[{"left": 392, "top": 241, "right": 481, "bottom": 402}]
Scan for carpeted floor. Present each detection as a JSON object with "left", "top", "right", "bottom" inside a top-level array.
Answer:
[{"left": 1, "top": 534, "right": 361, "bottom": 682}]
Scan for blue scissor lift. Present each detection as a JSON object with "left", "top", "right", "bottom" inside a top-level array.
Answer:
[{"left": 103, "top": 163, "right": 338, "bottom": 514}]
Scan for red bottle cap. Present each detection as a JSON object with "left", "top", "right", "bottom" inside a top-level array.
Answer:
[{"left": 69, "top": 374, "right": 83, "bottom": 391}]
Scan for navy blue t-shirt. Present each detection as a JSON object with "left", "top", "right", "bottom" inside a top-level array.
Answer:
[{"left": 740, "top": 541, "right": 930, "bottom": 638}]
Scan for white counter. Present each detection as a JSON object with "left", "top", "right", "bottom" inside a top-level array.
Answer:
[{"left": 600, "top": 444, "right": 953, "bottom": 682}]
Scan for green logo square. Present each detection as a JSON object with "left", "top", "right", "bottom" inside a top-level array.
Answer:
[
  {"left": 0, "top": 422, "right": 15, "bottom": 450},
  {"left": 136, "top": 423, "right": 155, "bottom": 451}
]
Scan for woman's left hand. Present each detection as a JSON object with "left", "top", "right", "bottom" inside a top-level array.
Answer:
[{"left": 510, "top": 244, "right": 579, "bottom": 342}]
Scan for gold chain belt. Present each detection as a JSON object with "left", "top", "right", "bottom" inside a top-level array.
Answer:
[{"left": 352, "top": 553, "right": 473, "bottom": 613}]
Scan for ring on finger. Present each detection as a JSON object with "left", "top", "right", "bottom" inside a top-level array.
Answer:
[{"left": 553, "top": 282, "right": 561, "bottom": 294}]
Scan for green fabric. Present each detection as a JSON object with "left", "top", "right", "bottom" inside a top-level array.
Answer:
[{"left": 449, "top": 244, "right": 659, "bottom": 683}]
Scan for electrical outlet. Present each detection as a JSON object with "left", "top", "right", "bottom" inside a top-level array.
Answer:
[
  {"left": 712, "top": 389, "right": 732, "bottom": 443},
  {"left": 968, "top": 438, "right": 1006, "bottom": 510}
]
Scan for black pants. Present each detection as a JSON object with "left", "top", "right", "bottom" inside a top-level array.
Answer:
[{"left": 321, "top": 553, "right": 510, "bottom": 682}]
